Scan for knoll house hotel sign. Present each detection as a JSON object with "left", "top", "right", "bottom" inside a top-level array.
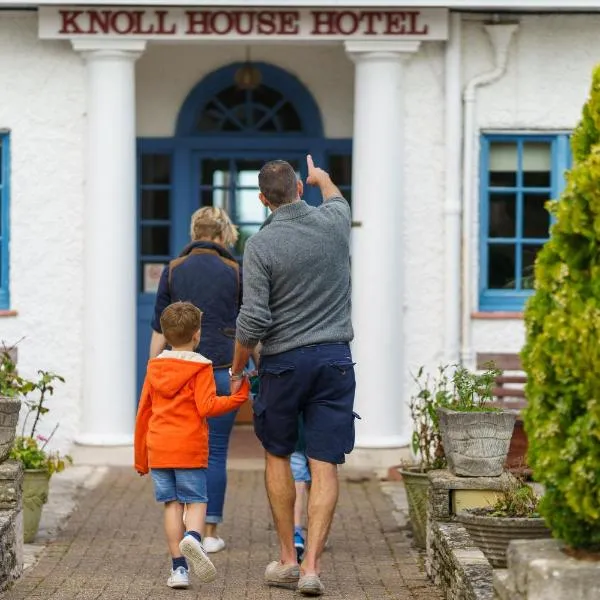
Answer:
[{"left": 38, "top": 7, "right": 449, "bottom": 40}]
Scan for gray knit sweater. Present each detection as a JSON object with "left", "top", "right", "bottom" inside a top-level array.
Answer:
[{"left": 236, "top": 197, "right": 353, "bottom": 356}]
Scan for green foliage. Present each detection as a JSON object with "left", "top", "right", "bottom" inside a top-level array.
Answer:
[
  {"left": 522, "top": 65, "right": 600, "bottom": 550},
  {"left": 0, "top": 342, "right": 35, "bottom": 398},
  {"left": 409, "top": 366, "right": 450, "bottom": 472},
  {"left": 1, "top": 342, "right": 72, "bottom": 476},
  {"left": 10, "top": 436, "right": 72, "bottom": 475},
  {"left": 489, "top": 476, "right": 541, "bottom": 518},
  {"left": 445, "top": 363, "right": 502, "bottom": 412}
]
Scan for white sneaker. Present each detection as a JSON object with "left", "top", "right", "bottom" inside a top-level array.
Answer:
[
  {"left": 203, "top": 536, "right": 226, "bottom": 553},
  {"left": 179, "top": 535, "right": 217, "bottom": 583},
  {"left": 167, "top": 566, "right": 189, "bottom": 589}
]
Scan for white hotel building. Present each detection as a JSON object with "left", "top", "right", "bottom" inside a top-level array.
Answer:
[{"left": 0, "top": 0, "right": 593, "bottom": 464}]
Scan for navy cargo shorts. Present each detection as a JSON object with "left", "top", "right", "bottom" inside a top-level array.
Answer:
[{"left": 253, "top": 342, "right": 358, "bottom": 465}]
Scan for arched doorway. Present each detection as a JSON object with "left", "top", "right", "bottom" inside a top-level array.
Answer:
[{"left": 136, "top": 62, "right": 352, "bottom": 394}]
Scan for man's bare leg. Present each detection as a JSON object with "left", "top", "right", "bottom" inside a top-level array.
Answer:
[
  {"left": 265, "top": 452, "right": 297, "bottom": 565},
  {"left": 301, "top": 458, "right": 338, "bottom": 576}
]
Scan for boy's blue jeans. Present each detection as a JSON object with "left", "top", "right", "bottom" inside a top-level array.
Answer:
[{"left": 205, "top": 367, "right": 239, "bottom": 524}]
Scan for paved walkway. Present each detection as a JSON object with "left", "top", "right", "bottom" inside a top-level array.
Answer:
[{"left": 2, "top": 467, "right": 442, "bottom": 600}]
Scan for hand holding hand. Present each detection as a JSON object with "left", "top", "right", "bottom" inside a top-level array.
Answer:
[
  {"left": 230, "top": 375, "right": 245, "bottom": 395},
  {"left": 306, "top": 155, "right": 331, "bottom": 188}
]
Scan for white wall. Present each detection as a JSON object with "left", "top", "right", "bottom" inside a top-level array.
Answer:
[
  {"left": 463, "top": 14, "right": 600, "bottom": 357},
  {"left": 0, "top": 13, "right": 85, "bottom": 452},
  {"left": 136, "top": 43, "right": 355, "bottom": 138}
]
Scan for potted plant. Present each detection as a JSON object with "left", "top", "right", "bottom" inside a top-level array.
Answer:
[
  {"left": 9, "top": 368, "right": 72, "bottom": 543},
  {"left": 0, "top": 345, "right": 30, "bottom": 462},
  {"left": 456, "top": 475, "right": 550, "bottom": 568},
  {"left": 437, "top": 364, "right": 516, "bottom": 477},
  {"left": 399, "top": 366, "right": 449, "bottom": 549}
]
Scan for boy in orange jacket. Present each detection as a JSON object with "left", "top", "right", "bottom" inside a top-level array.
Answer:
[{"left": 135, "top": 301, "right": 249, "bottom": 590}]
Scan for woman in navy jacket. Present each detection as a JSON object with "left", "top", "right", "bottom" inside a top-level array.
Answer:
[{"left": 150, "top": 206, "right": 243, "bottom": 554}]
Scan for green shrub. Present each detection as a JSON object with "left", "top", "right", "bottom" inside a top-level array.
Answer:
[{"left": 522, "top": 65, "right": 600, "bottom": 550}]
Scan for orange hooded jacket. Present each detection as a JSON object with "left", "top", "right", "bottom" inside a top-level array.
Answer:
[{"left": 134, "top": 350, "right": 249, "bottom": 474}]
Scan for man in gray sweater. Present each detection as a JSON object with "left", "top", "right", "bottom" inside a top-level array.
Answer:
[{"left": 230, "top": 156, "right": 356, "bottom": 596}]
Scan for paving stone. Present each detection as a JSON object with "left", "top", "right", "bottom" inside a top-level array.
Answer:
[{"left": 1, "top": 467, "right": 443, "bottom": 600}]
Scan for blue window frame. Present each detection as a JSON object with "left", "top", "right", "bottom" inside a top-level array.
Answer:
[
  {"left": 0, "top": 134, "right": 9, "bottom": 309},
  {"left": 479, "top": 134, "right": 571, "bottom": 311}
]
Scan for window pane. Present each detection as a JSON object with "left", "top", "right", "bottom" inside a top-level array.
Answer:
[
  {"left": 200, "top": 187, "right": 229, "bottom": 210},
  {"left": 141, "top": 155, "right": 171, "bottom": 185},
  {"left": 329, "top": 155, "right": 352, "bottom": 187},
  {"left": 141, "top": 226, "right": 170, "bottom": 256},
  {"left": 201, "top": 159, "right": 231, "bottom": 187},
  {"left": 237, "top": 188, "right": 267, "bottom": 222},
  {"left": 523, "top": 142, "right": 551, "bottom": 187},
  {"left": 488, "top": 244, "right": 516, "bottom": 289},
  {"left": 141, "top": 190, "right": 170, "bottom": 220},
  {"left": 489, "top": 142, "right": 517, "bottom": 187},
  {"left": 522, "top": 245, "right": 542, "bottom": 289},
  {"left": 523, "top": 194, "right": 550, "bottom": 238},
  {"left": 234, "top": 224, "right": 261, "bottom": 255},
  {"left": 489, "top": 193, "right": 516, "bottom": 238}
]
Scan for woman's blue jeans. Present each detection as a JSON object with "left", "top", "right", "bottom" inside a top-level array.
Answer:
[{"left": 205, "top": 367, "right": 239, "bottom": 524}]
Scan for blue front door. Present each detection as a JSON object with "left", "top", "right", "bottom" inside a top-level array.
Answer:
[{"left": 136, "top": 61, "right": 352, "bottom": 400}]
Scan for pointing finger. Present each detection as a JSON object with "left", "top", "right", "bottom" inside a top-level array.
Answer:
[{"left": 307, "top": 154, "right": 314, "bottom": 172}]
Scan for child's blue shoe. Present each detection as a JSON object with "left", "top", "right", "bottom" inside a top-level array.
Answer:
[{"left": 294, "top": 529, "right": 305, "bottom": 563}]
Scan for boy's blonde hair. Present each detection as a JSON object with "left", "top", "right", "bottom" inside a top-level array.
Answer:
[
  {"left": 160, "top": 302, "right": 202, "bottom": 347},
  {"left": 190, "top": 207, "right": 239, "bottom": 247}
]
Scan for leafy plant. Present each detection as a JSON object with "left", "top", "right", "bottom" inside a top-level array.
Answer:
[
  {"left": 0, "top": 341, "right": 35, "bottom": 398},
  {"left": 521, "top": 65, "right": 600, "bottom": 551},
  {"left": 444, "top": 363, "right": 502, "bottom": 412},
  {"left": 1, "top": 345, "right": 72, "bottom": 475},
  {"left": 409, "top": 366, "right": 450, "bottom": 472},
  {"left": 489, "top": 476, "right": 541, "bottom": 518}
]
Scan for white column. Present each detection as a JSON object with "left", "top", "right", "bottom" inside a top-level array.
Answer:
[
  {"left": 73, "top": 40, "right": 145, "bottom": 446},
  {"left": 345, "top": 41, "right": 420, "bottom": 452}
]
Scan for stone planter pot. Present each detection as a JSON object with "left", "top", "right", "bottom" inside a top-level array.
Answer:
[
  {"left": 0, "top": 396, "right": 21, "bottom": 463},
  {"left": 398, "top": 468, "right": 430, "bottom": 549},
  {"left": 457, "top": 510, "right": 551, "bottom": 568},
  {"left": 437, "top": 407, "right": 516, "bottom": 477},
  {"left": 22, "top": 469, "right": 50, "bottom": 543}
]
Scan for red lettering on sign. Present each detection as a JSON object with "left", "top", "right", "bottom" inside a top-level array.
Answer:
[
  {"left": 336, "top": 11, "right": 360, "bottom": 35},
  {"left": 210, "top": 11, "right": 234, "bottom": 35},
  {"left": 185, "top": 11, "right": 210, "bottom": 35},
  {"left": 230, "top": 11, "right": 253, "bottom": 35},
  {"left": 58, "top": 10, "right": 84, "bottom": 34},
  {"left": 407, "top": 11, "right": 428, "bottom": 35},
  {"left": 155, "top": 10, "right": 176, "bottom": 35},
  {"left": 257, "top": 11, "right": 276, "bottom": 35},
  {"left": 311, "top": 11, "right": 337, "bottom": 35},
  {"left": 86, "top": 11, "right": 110, "bottom": 34},
  {"left": 359, "top": 11, "right": 383, "bottom": 35},
  {"left": 278, "top": 11, "right": 300, "bottom": 35},
  {"left": 384, "top": 12, "right": 407, "bottom": 35},
  {"left": 111, "top": 11, "right": 136, "bottom": 35}
]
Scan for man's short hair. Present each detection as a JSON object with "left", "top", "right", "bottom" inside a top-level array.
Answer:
[
  {"left": 160, "top": 301, "right": 202, "bottom": 347},
  {"left": 258, "top": 160, "right": 298, "bottom": 207}
]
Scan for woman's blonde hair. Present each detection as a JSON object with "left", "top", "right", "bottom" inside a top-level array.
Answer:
[{"left": 189, "top": 206, "right": 239, "bottom": 247}]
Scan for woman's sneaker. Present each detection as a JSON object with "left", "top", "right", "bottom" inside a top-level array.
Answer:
[
  {"left": 203, "top": 536, "right": 226, "bottom": 553},
  {"left": 167, "top": 566, "right": 189, "bottom": 589},
  {"left": 294, "top": 530, "right": 305, "bottom": 563},
  {"left": 179, "top": 535, "right": 217, "bottom": 583}
]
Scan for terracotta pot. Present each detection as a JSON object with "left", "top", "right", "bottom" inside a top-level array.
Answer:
[
  {"left": 0, "top": 396, "right": 21, "bottom": 462},
  {"left": 457, "top": 510, "right": 551, "bottom": 568},
  {"left": 437, "top": 407, "right": 516, "bottom": 477},
  {"left": 399, "top": 468, "right": 430, "bottom": 549},
  {"left": 22, "top": 469, "right": 50, "bottom": 543}
]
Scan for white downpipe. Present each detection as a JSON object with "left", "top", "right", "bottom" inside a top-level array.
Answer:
[
  {"left": 460, "top": 22, "right": 519, "bottom": 366},
  {"left": 444, "top": 12, "right": 462, "bottom": 364}
]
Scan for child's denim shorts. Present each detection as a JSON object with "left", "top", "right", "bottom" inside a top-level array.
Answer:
[
  {"left": 291, "top": 451, "right": 311, "bottom": 483},
  {"left": 150, "top": 468, "right": 208, "bottom": 504}
]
